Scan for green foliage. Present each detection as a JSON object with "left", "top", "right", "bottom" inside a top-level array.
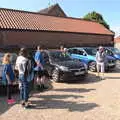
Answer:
[{"left": 83, "top": 11, "right": 110, "bottom": 29}]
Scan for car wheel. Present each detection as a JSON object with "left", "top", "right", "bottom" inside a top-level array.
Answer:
[
  {"left": 52, "top": 69, "right": 60, "bottom": 82},
  {"left": 88, "top": 61, "right": 96, "bottom": 72}
]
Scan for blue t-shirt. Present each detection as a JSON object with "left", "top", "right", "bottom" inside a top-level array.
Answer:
[
  {"left": 34, "top": 51, "right": 44, "bottom": 71},
  {"left": 2, "top": 64, "right": 15, "bottom": 83}
]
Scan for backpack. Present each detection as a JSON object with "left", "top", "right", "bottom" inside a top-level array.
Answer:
[{"left": 24, "top": 59, "right": 35, "bottom": 81}]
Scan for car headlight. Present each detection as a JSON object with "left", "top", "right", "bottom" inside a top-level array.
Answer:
[{"left": 59, "top": 66, "right": 69, "bottom": 71}]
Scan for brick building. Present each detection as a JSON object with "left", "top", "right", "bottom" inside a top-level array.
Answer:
[
  {"left": 0, "top": 6, "right": 114, "bottom": 49},
  {"left": 114, "top": 36, "right": 120, "bottom": 49}
]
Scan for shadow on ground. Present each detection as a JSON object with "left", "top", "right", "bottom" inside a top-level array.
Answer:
[
  {"left": 33, "top": 94, "right": 84, "bottom": 100},
  {"left": 106, "top": 66, "right": 120, "bottom": 73},
  {"left": 64, "top": 73, "right": 101, "bottom": 84},
  {"left": 0, "top": 95, "right": 19, "bottom": 116},
  {"left": 52, "top": 88, "right": 96, "bottom": 93},
  {"left": 106, "top": 77, "right": 120, "bottom": 79},
  {"left": 30, "top": 99, "right": 99, "bottom": 112}
]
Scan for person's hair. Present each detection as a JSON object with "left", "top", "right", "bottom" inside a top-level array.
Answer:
[
  {"left": 2, "top": 53, "right": 11, "bottom": 64},
  {"left": 19, "top": 47, "right": 28, "bottom": 57},
  {"left": 99, "top": 46, "right": 104, "bottom": 51}
]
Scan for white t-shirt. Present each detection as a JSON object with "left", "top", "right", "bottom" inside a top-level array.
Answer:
[
  {"left": 15, "top": 56, "right": 28, "bottom": 75},
  {"left": 96, "top": 51, "right": 106, "bottom": 63}
]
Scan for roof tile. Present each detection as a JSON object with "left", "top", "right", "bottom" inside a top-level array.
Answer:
[{"left": 0, "top": 8, "right": 114, "bottom": 35}]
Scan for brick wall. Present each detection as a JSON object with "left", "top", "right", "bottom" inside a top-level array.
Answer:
[
  {"left": 115, "top": 43, "right": 120, "bottom": 49},
  {"left": 1, "top": 31, "right": 113, "bottom": 49}
]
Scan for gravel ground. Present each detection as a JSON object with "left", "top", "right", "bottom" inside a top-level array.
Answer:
[{"left": 0, "top": 67, "right": 120, "bottom": 120}]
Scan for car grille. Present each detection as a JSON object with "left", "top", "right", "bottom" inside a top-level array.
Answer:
[{"left": 70, "top": 67, "right": 85, "bottom": 72}]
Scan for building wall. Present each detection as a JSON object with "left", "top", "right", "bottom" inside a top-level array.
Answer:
[
  {"left": 114, "top": 43, "right": 120, "bottom": 49},
  {"left": 1, "top": 31, "right": 113, "bottom": 48}
]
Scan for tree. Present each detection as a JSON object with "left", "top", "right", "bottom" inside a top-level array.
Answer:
[{"left": 83, "top": 11, "right": 110, "bottom": 29}]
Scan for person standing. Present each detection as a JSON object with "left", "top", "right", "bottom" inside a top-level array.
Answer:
[
  {"left": 60, "top": 45, "right": 64, "bottom": 52},
  {"left": 96, "top": 46, "right": 106, "bottom": 80},
  {"left": 15, "top": 48, "right": 30, "bottom": 108},
  {"left": 2, "top": 53, "right": 16, "bottom": 104},
  {"left": 34, "top": 45, "right": 44, "bottom": 90}
]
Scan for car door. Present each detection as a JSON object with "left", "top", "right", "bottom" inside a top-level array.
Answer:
[
  {"left": 76, "top": 49, "right": 89, "bottom": 64},
  {"left": 68, "top": 48, "right": 81, "bottom": 60}
]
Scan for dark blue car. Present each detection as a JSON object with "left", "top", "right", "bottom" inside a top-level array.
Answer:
[
  {"left": 104, "top": 47, "right": 120, "bottom": 61},
  {"left": 68, "top": 47, "right": 116, "bottom": 72}
]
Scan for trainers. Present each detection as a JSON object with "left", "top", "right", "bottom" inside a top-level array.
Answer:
[
  {"left": 24, "top": 102, "right": 31, "bottom": 109},
  {"left": 7, "top": 99, "right": 16, "bottom": 105},
  {"left": 20, "top": 101, "right": 25, "bottom": 106}
]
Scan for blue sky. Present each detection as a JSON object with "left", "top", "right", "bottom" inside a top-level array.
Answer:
[{"left": 1, "top": 0, "right": 120, "bottom": 36}]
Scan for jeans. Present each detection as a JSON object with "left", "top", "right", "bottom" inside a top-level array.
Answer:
[
  {"left": 19, "top": 74, "right": 29, "bottom": 102},
  {"left": 96, "top": 62, "right": 105, "bottom": 73}
]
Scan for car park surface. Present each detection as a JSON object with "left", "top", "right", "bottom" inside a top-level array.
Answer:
[
  {"left": 0, "top": 50, "right": 120, "bottom": 120},
  {"left": 0, "top": 66, "right": 120, "bottom": 120}
]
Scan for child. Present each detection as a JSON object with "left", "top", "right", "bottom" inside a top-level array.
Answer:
[
  {"left": 2, "top": 53, "right": 16, "bottom": 104},
  {"left": 15, "top": 48, "right": 31, "bottom": 108}
]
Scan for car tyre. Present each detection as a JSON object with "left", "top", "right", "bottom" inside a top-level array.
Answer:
[
  {"left": 52, "top": 69, "right": 60, "bottom": 82},
  {"left": 88, "top": 61, "right": 96, "bottom": 72}
]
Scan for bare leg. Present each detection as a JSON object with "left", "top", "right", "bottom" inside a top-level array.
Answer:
[
  {"left": 96, "top": 63, "right": 100, "bottom": 77},
  {"left": 101, "top": 63, "right": 105, "bottom": 80}
]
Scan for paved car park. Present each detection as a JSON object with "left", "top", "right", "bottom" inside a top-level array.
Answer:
[{"left": 0, "top": 65, "right": 120, "bottom": 120}]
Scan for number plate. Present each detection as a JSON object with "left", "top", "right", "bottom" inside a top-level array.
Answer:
[{"left": 75, "top": 71, "right": 85, "bottom": 75}]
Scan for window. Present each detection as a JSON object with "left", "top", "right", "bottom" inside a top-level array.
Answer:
[
  {"left": 71, "top": 49, "right": 78, "bottom": 54},
  {"left": 77, "top": 50, "right": 85, "bottom": 55},
  {"left": 68, "top": 49, "right": 73, "bottom": 54},
  {"left": 105, "top": 49, "right": 113, "bottom": 56}
]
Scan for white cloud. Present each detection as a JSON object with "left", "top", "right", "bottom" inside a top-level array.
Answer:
[{"left": 111, "top": 26, "right": 120, "bottom": 37}]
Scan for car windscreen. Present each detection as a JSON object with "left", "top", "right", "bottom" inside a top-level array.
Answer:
[
  {"left": 49, "top": 51, "right": 72, "bottom": 61},
  {"left": 84, "top": 48, "right": 97, "bottom": 56}
]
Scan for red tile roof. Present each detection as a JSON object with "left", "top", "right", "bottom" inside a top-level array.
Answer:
[
  {"left": 0, "top": 8, "right": 114, "bottom": 35},
  {"left": 115, "top": 36, "right": 120, "bottom": 43}
]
